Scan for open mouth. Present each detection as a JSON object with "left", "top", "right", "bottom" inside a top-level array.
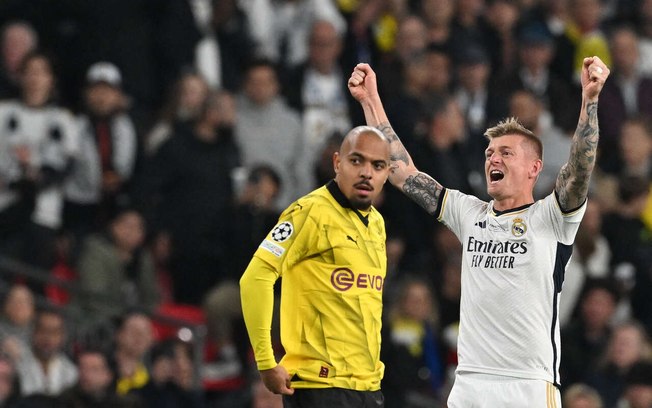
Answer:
[{"left": 489, "top": 170, "right": 504, "bottom": 183}]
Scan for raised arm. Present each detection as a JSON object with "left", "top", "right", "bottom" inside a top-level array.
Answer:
[
  {"left": 555, "top": 56, "right": 610, "bottom": 211},
  {"left": 348, "top": 63, "right": 444, "bottom": 215}
]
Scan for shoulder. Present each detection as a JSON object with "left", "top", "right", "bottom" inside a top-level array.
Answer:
[
  {"left": 0, "top": 100, "right": 15, "bottom": 112},
  {"left": 112, "top": 113, "right": 136, "bottom": 129},
  {"left": 282, "top": 187, "right": 331, "bottom": 218},
  {"left": 49, "top": 105, "right": 76, "bottom": 122},
  {"left": 58, "top": 354, "right": 79, "bottom": 372},
  {"left": 444, "top": 189, "right": 488, "bottom": 211},
  {"left": 79, "top": 234, "right": 115, "bottom": 257}
]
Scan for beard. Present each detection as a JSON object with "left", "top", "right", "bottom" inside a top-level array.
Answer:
[{"left": 349, "top": 196, "right": 372, "bottom": 211}]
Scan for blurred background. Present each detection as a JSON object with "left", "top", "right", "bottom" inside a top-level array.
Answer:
[{"left": 0, "top": 0, "right": 651, "bottom": 406}]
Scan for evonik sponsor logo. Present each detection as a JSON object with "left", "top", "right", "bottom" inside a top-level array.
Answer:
[{"left": 330, "top": 268, "right": 384, "bottom": 292}]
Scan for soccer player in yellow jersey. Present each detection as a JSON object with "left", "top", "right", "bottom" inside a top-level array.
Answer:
[{"left": 240, "top": 126, "right": 392, "bottom": 407}]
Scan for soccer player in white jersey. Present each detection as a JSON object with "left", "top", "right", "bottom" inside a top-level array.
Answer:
[{"left": 348, "top": 56, "right": 610, "bottom": 407}]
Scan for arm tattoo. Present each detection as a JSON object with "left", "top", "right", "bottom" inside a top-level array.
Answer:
[
  {"left": 403, "top": 172, "right": 443, "bottom": 215},
  {"left": 376, "top": 122, "right": 410, "bottom": 166},
  {"left": 556, "top": 101, "right": 599, "bottom": 210}
]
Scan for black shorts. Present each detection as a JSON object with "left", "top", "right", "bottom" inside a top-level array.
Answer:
[{"left": 283, "top": 388, "right": 384, "bottom": 408}]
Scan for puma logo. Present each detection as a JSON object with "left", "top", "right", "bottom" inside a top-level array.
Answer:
[{"left": 347, "top": 235, "right": 358, "bottom": 246}]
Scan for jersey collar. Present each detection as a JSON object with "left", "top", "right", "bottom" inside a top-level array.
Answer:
[
  {"left": 326, "top": 180, "right": 370, "bottom": 227},
  {"left": 492, "top": 202, "right": 534, "bottom": 216}
]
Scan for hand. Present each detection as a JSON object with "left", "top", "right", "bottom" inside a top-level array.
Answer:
[
  {"left": 580, "top": 56, "right": 610, "bottom": 101},
  {"left": 260, "top": 365, "right": 294, "bottom": 395},
  {"left": 348, "top": 63, "right": 379, "bottom": 104}
]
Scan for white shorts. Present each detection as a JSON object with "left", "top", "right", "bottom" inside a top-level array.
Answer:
[{"left": 447, "top": 372, "right": 561, "bottom": 408}]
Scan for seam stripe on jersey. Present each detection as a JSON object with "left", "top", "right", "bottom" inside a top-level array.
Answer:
[
  {"left": 435, "top": 188, "right": 448, "bottom": 221},
  {"left": 550, "top": 382, "right": 559, "bottom": 408},
  {"left": 553, "top": 190, "right": 587, "bottom": 216},
  {"left": 551, "top": 242, "right": 573, "bottom": 387}
]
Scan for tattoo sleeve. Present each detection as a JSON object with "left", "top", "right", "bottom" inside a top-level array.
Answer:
[
  {"left": 375, "top": 121, "right": 444, "bottom": 215},
  {"left": 404, "top": 173, "right": 443, "bottom": 215},
  {"left": 555, "top": 101, "right": 599, "bottom": 210},
  {"left": 376, "top": 122, "right": 410, "bottom": 167}
]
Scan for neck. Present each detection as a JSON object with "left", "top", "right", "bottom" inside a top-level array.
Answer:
[
  {"left": 115, "top": 350, "right": 139, "bottom": 375},
  {"left": 194, "top": 123, "right": 217, "bottom": 142},
  {"left": 23, "top": 91, "right": 49, "bottom": 107},
  {"left": 493, "top": 195, "right": 534, "bottom": 212},
  {"left": 37, "top": 355, "right": 52, "bottom": 372}
]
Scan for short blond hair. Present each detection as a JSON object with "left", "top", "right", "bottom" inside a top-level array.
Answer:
[{"left": 484, "top": 117, "right": 543, "bottom": 160}]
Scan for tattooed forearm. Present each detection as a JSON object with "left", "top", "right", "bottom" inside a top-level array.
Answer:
[
  {"left": 403, "top": 172, "right": 443, "bottom": 215},
  {"left": 556, "top": 101, "right": 599, "bottom": 210},
  {"left": 376, "top": 122, "right": 410, "bottom": 167}
]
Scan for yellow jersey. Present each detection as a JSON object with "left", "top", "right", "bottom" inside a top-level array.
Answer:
[{"left": 241, "top": 181, "right": 387, "bottom": 391}]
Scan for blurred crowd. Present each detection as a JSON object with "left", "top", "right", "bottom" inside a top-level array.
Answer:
[{"left": 0, "top": 0, "right": 651, "bottom": 407}]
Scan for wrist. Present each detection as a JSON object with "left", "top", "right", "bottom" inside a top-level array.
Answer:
[
  {"left": 359, "top": 96, "right": 376, "bottom": 109},
  {"left": 583, "top": 94, "right": 599, "bottom": 104},
  {"left": 257, "top": 357, "right": 278, "bottom": 371}
]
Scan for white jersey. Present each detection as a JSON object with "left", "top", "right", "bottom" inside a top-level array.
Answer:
[{"left": 438, "top": 189, "right": 586, "bottom": 386}]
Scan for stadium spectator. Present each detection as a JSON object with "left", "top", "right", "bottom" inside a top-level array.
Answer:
[
  {"left": 144, "top": 72, "right": 209, "bottom": 156},
  {"left": 597, "top": 26, "right": 652, "bottom": 171},
  {"left": 16, "top": 308, "right": 77, "bottom": 396},
  {"left": 74, "top": 208, "right": 159, "bottom": 323},
  {"left": 138, "top": 89, "right": 240, "bottom": 304},
  {"left": 282, "top": 20, "right": 353, "bottom": 168},
  {"left": 563, "top": 383, "right": 604, "bottom": 408},
  {"left": 229, "top": 165, "right": 282, "bottom": 277},
  {"left": 243, "top": 0, "right": 346, "bottom": 71},
  {"left": 636, "top": 0, "right": 652, "bottom": 75},
  {"left": 561, "top": 279, "right": 619, "bottom": 388},
  {"left": 556, "top": 0, "right": 612, "bottom": 86},
  {"left": 0, "top": 284, "right": 34, "bottom": 361},
  {"left": 561, "top": 199, "right": 612, "bottom": 327},
  {"left": 0, "top": 352, "right": 21, "bottom": 407},
  {"left": 235, "top": 59, "right": 310, "bottom": 210},
  {"left": 452, "top": 42, "right": 508, "bottom": 165},
  {"left": 134, "top": 340, "right": 203, "bottom": 408},
  {"left": 195, "top": 0, "right": 257, "bottom": 92},
  {"left": 0, "top": 21, "right": 38, "bottom": 99},
  {"left": 58, "top": 348, "right": 140, "bottom": 408},
  {"left": 63, "top": 61, "right": 137, "bottom": 242},
  {"left": 0, "top": 51, "right": 79, "bottom": 281},
  {"left": 601, "top": 176, "right": 651, "bottom": 270},
  {"left": 587, "top": 320, "right": 652, "bottom": 407},
  {"left": 483, "top": 0, "right": 521, "bottom": 77},
  {"left": 384, "top": 51, "right": 435, "bottom": 152},
  {"left": 498, "top": 21, "right": 579, "bottom": 133},
  {"left": 375, "top": 15, "right": 430, "bottom": 101},
  {"left": 620, "top": 361, "right": 652, "bottom": 408},
  {"left": 112, "top": 311, "right": 154, "bottom": 396},
  {"left": 381, "top": 277, "right": 445, "bottom": 407}
]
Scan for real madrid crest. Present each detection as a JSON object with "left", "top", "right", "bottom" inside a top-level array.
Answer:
[{"left": 511, "top": 218, "right": 527, "bottom": 237}]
